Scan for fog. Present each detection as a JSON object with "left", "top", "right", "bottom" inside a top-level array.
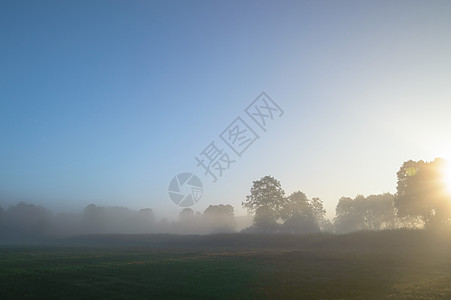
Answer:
[
  {"left": 1, "top": 158, "right": 450, "bottom": 244},
  {"left": 0, "top": 201, "right": 255, "bottom": 243}
]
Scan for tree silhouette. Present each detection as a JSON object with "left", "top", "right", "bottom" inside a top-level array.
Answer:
[
  {"left": 311, "top": 197, "right": 332, "bottom": 231},
  {"left": 242, "top": 176, "right": 331, "bottom": 234},
  {"left": 243, "top": 176, "right": 285, "bottom": 213},
  {"left": 365, "top": 194, "right": 396, "bottom": 229},
  {"left": 334, "top": 194, "right": 397, "bottom": 233},
  {"left": 242, "top": 176, "right": 285, "bottom": 231},
  {"left": 334, "top": 197, "right": 363, "bottom": 233},
  {"left": 280, "top": 191, "right": 319, "bottom": 234},
  {"left": 253, "top": 206, "right": 280, "bottom": 232},
  {"left": 395, "top": 158, "right": 451, "bottom": 227}
]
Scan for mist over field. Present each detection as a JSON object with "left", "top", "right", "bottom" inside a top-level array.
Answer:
[
  {"left": 2, "top": 0, "right": 451, "bottom": 298},
  {"left": 0, "top": 201, "right": 252, "bottom": 241},
  {"left": 2, "top": 157, "right": 450, "bottom": 244}
]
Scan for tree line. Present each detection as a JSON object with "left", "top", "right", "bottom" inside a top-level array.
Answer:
[
  {"left": 242, "top": 158, "right": 451, "bottom": 233},
  {"left": 0, "top": 202, "right": 241, "bottom": 241},
  {"left": 1, "top": 158, "right": 450, "bottom": 241}
]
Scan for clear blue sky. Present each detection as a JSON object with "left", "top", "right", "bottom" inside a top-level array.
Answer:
[{"left": 1, "top": 0, "right": 451, "bottom": 219}]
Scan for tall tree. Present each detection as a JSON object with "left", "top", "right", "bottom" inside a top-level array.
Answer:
[
  {"left": 394, "top": 158, "right": 451, "bottom": 227},
  {"left": 243, "top": 176, "right": 285, "bottom": 231},
  {"left": 311, "top": 197, "right": 330, "bottom": 231},
  {"left": 280, "top": 191, "right": 312, "bottom": 220},
  {"left": 243, "top": 176, "right": 285, "bottom": 213}
]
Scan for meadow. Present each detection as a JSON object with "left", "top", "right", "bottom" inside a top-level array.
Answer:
[{"left": 1, "top": 230, "right": 451, "bottom": 299}]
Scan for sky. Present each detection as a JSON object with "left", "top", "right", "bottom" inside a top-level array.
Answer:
[{"left": 1, "top": 0, "right": 451, "bottom": 220}]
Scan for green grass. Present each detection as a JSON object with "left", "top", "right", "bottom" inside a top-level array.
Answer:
[
  {"left": 0, "top": 248, "right": 264, "bottom": 299},
  {"left": 1, "top": 230, "right": 451, "bottom": 299}
]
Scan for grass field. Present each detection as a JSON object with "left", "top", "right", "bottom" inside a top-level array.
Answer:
[{"left": 1, "top": 230, "right": 451, "bottom": 299}]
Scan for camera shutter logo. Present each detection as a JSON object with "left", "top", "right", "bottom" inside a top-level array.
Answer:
[{"left": 168, "top": 173, "right": 203, "bottom": 207}]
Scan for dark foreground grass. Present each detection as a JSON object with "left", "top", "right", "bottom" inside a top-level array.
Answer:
[
  {"left": 0, "top": 248, "right": 265, "bottom": 299},
  {"left": 1, "top": 230, "right": 451, "bottom": 299}
]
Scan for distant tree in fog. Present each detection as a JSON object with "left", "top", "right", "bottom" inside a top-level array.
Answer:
[
  {"left": 365, "top": 194, "right": 397, "bottom": 229},
  {"left": 334, "top": 197, "right": 362, "bottom": 233},
  {"left": 204, "top": 204, "right": 234, "bottom": 216},
  {"left": 174, "top": 208, "right": 204, "bottom": 233},
  {"left": 280, "top": 191, "right": 320, "bottom": 234},
  {"left": 203, "top": 204, "right": 236, "bottom": 233},
  {"left": 5, "top": 202, "right": 52, "bottom": 236},
  {"left": 81, "top": 205, "right": 157, "bottom": 234},
  {"left": 334, "top": 193, "right": 397, "bottom": 233},
  {"left": 179, "top": 208, "right": 195, "bottom": 222},
  {"left": 311, "top": 197, "right": 332, "bottom": 231}
]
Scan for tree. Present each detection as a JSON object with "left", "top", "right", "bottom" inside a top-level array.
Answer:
[
  {"left": 243, "top": 176, "right": 285, "bottom": 213},
  {"left": 5, "top": 202, "right": 52, "bottom": 236},
  {"left": 175, "top": 208, "right": 206, "bottom": 234},
  {"left": 242, "top": 176, "right": 285, "bottom": 230},
  {"left": 334, "top": 194, "right": 397, "bottom": 233},
  {"left": 394, "top": 158, "right": 451, "bottom": 227},
  {"left": 203, "top": 204, "right": 236, "bottom": 233},
  {"left": 204, "top": 204, "right": 234, "bottom": 217},
  {"left": 365, "top": 193, "right": 396, "bottom": 230},
  {"left": 253, "top": 206, "right": 280, "bottom": 232},
  {"left": 311, "top": 197, "right": 330, "bottom": 231},
  {"left": 135, "top": 208, "right": 156, "bottom": 233},
  {"left": 334, "top": 196, "right": 365, "bottom": 233},
  {"left": 178, "top": 208, "right": 195, "bottom": 223},
  {"left": 280, "top": 192, "right": 312, "bottom": 221},
  {"left": 280, "top": 191, "right": 319, "bottom": 234}
]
